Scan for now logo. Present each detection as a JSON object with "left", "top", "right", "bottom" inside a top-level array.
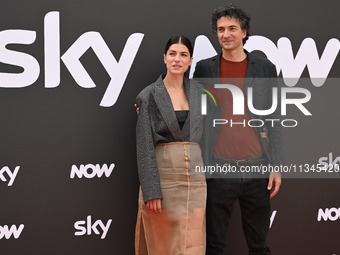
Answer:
[
  {"left": 70, "top": 163, "right": 115, "bottom": 179},
  {"left": 317, "top": 207, "right": 340, "bottom": 222},
  {"left": 0, "top": 224, "right": 24, "bottom": 240},
  {"left": 74, "top": 215, "right": 112, "bottom": 239},
  {"left": 190, "top": 35, "right": 340, "bottom": 87}
]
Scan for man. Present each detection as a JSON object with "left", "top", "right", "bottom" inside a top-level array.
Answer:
[{"left": 193, "top": 4, "right": 283, "bottom": 255}]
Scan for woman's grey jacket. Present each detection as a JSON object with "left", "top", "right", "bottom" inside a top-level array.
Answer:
[{"left": 136, "top": 75, "right": 203, "bottom": 203}]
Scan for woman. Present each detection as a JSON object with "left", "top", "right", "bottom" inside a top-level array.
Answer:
[{"left": 135, "top": 36, "right": 206, "bottom": 255}]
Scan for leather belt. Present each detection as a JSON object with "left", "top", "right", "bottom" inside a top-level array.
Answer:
[{"left": 213, "top": 154, "right": 266, "bottom": 167}]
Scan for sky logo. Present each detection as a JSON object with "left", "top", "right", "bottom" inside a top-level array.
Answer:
[
  {"left": 0, "top": 166, "right": 20, "bottom": 186},
  {"left": 74, "top": 215, "right": 112, "bottom": 239}
]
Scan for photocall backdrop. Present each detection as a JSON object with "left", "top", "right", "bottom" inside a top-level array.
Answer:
[{"left": 0, "top": 0, "right": 339, "bottom": 254}]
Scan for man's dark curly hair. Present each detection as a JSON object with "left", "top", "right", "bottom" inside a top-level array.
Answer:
[{"left": 211, "top": 3, "right": 251, "bottom": 45}]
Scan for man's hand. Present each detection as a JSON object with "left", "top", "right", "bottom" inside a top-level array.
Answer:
[
  {"left": 146, "top": 198, "right": 162, "bottom": 213},
  {"left": 267, "top": 171, "right": 281, "bottom": 199},
  {"left": 134, "top": 104, "right": 140, "bottom": 116}
]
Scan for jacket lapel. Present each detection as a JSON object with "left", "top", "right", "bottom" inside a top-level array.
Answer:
[
  {"left": 210, "top": 54, "right": 221, "bottom": 78},
  {"left": 153, "top": 75, "right": 183, "bottom": 141},
  {"left": 245, "top": 51, "right": 256, "bottom": 96},
  {"left": 181, "top": 78, "right": 201, "bottom": 140}
]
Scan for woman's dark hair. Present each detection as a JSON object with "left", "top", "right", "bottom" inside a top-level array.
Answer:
[
  {"left": 164, "top": 35, "right": 193, "bottom": 57},
  {"left": 211, "top": 3, "right": 251, "bottom": 45}
]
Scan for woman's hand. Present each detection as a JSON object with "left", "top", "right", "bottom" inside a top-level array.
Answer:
[
  {"left": 146, "top": 199, "right": 162, "bottom": 213},
  {"left": 134, "top": 104, "right": 140, "bottom": 116}
]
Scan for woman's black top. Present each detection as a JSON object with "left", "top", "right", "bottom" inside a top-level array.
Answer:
[{"left": 175, "top": 110, "right": 189, "bottom": 130}]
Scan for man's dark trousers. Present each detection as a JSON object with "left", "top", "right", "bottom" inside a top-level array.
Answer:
[{"left": 206, "top": 174, "right": 271, "bottom": 255}]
